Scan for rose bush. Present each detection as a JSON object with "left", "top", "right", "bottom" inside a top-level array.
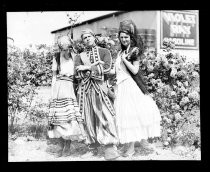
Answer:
[
  {"left": 8, "top": 44, "right": 53, "bottom": 134},
  {"left": 8, "top": 30, "right": 200, "bottom": 148},
  {"left": 79, "top": 35, "right": 200, "bottom": 148}
]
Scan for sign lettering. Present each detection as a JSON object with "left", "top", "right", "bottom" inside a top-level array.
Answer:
[{"left": 161, "top": 11, "right": 198, "bottom": 49}]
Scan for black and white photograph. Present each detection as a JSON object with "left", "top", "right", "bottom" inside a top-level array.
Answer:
[{"left": 7, "top": 10, "right": 200, "bottom": 161}]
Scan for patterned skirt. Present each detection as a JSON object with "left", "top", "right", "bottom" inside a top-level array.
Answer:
[
  {"left": 78, "top": 83, "right": 119, "bottom": 145},
  {"left": 48, "top": 75, "right": 86, "bottom": 141}
]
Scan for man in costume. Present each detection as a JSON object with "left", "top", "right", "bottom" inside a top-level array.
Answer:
[{"left": 74, "top": 28, "right": 120, "bottom": 160}]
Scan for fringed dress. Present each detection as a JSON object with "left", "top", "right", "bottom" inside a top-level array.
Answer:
[
  {"left": 114, "top": 50, "right": 161, "bottom": 144},
  {"left": 48, "top": 53, "right": 86, "bottom": 141},
  {"left": 74, "top": 46, "right": 119, "bottom": 145}
]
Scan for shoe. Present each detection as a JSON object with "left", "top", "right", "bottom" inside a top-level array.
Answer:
[
  {"left": 117, "top": 144, "right": 128, "bottom": 155},
  {"left": 55, "top": 150, "right": 63, "bottom": 158},
  {"left": 104, "top": 147, "right": 121, "bottom": 160},
  {"left": 62, "top": 140, "right": 71, "bottom": 157},
  {"left": 121, "top": 150, "right": 135, "bottom": 157},
  {"left": 80, "top": 151, "right": 95, "bottom": 159}
]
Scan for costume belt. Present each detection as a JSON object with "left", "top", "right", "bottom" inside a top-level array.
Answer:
[
  {"left": 56, "top": 74, "right": 74, "bottom": 82},
  {"left": 77, "top": 74, "right": 115, "bottom": 120}
]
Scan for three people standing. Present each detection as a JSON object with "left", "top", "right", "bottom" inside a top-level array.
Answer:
[{"left": 48, "top": 19, "right": 161, "bottom": 160}]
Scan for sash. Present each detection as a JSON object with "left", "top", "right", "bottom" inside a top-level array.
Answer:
[{"left": 77, "top": 47, "right": 115, "bottom": 119}]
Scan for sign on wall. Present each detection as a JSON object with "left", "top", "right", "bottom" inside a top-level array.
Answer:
[{"left": 160, "top": 10, "right": 199, "bottom": 49}]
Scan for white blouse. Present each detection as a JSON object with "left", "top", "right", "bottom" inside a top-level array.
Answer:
[
  {"left": 115, "top": 51, "right": 131, "bottom": 85},
  {"left": 52, "top": 53, "right": 74, "bottom": 76}
]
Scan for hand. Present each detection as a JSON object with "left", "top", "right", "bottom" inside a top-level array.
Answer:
[
  {"left": 121, "top": 51, "right": 128, "bottom": 61},
  {"left": 132, "top": 47, "right": 139, "bottom": 55},
  {"left": 76, "top": 65, "right": 91, "bottom": 72},
  {"left": 91, "top": 60, "right": 105, "bottom": 66}
]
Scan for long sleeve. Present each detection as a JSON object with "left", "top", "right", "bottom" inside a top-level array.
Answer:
[
  {"left": 74, "top": 54, "right": 84, "bottom": 80},
  {"left": 99, "top": 48, "right": 112, "bottom": 74},
  {"left": 89, "top": 47, "right": 112, "bottom": 81}
]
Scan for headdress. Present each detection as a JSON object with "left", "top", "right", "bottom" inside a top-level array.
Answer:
[
  {"left": 119, "top": 19, "right": 144, "bottom": 56},
  {"left": 81, "top": 28, "right": 95, "bottom": 39},
  {"left": 119, "top": 20, "right": 136, "bottom": 35}
]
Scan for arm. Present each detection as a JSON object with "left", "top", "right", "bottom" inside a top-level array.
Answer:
[
  {"left": 121, "top": 51, "right": 140, "bottom": 75},
  {"left": 74, "top": 54, "right": 88, "bottom": 79},
  {"left": 52, "top": 57, "right": 57, "bottom": 85},
  {"left": 100, "top": 48, "right": 112, "bottom": 74},
  {"left": 88, "top": 48, "right": 113, "bottom": 81},
  {"left": 109, "top": 62, "right": 116, "bottom": 75}
]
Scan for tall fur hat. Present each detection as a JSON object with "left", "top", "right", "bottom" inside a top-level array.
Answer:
[{"left": 119, "top": 20, "right": 136, "bottom": 35}]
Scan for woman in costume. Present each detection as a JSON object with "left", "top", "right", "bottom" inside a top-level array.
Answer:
[
  {"left": 110, "top": 20, "right": 161, "bottom": 157},
  {"left": 48, "top": 35, "right": 86, "bottom": 157}
]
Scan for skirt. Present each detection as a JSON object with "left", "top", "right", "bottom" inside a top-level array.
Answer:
[
  {"left": 114, "top": 77, "right": 161, "bottom": 144},
  {"left": 80, "top": 85, "right": 119, "bottom": 145},
  {"left": 48, "top": 76, "right": 86, "bottom": 141}
]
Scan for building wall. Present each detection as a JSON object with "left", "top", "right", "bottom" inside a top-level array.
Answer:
[
  {"left": 52, "top": 10, "right": 199, "bottom": 63},
  {"left": 53, "top": 11, "right": 157, "bottom": 43}
]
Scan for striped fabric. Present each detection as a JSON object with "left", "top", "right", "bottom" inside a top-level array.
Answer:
[
  {"left": 56, "top": 74, "right": 74, "bottom": 82},
  {"left": 49, "top": 97, "right": 83, "bottom": 125}
]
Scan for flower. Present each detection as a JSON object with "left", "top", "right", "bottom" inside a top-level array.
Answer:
[
  {"left": 147, "top": 65, "right": 154, "bottom": 72},
  {"left": 157, "top": 88, "right": 162, "bottom": 93},
  {"left": 192, "top": 71, "right": 199, "bottom": 78},
  {"left": 150, "top": 78, "right": 156, "bottom": 85},
  {"left": 176, "top": 81, "right": 183, "bottom": 87},
  {"left": 170, "top": 68, "right": 177, "bottom": 78},
  {"left": 183, "top": 81, "right": 189, "bottom": 87},
  {"left": 176, "top": 70, "right": 186, "bottom": 78},
  {"left": 108, "top": 40, "right": 115, "bottom": 46},
  {"left": 180, "top": 86, "right": 187, "bottom": 94},
  {"left": 174, "top": 112, "right": 181, "bottom": 120},
  {"left": 180, "top": 96, "right": 190, "bottom": 106},
  {"left": 148, "top": 73, "right": 155, "bottom": 78},
  {"left": 188, "top": 91, "right": 199, "bottom": 101},
  {"left": 174, "top": 104, "right": 180, "bottom": 110},
  {"left": 170, "top": 91, "right": 176, "bottom": 97}
]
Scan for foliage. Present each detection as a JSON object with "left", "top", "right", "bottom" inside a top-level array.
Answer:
[
  {"left": 73, "top": 33, "right": 200, "bottom": 148},
  {"left": 8, "top": 28, "right": 200, "bottom": 148},
  {"left": 8, "top": 44, "right": 53, "bottom": 133}
]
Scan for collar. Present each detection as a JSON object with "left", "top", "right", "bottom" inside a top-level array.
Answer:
[{"left": 85, "top": 44, "right": 97, "bottom": 52}]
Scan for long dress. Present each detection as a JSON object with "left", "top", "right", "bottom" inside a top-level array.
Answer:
[
  {"left": 114, "top": 50, "right": 161, "bottom": 144},
  {"left": 48, "top": 52, "right": 86, "bottom": 141},
  {"left": 74, "top": 45, "right": 119, "bottom": 145}
]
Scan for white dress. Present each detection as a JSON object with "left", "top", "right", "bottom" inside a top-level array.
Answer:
[
  {"left": 114, "top": 52, "right": 161, "bottom": 144},
  {"left": 48, "top": 53, "right": 86, "bottom": 141}
]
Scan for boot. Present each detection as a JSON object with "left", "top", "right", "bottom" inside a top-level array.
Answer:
[
  {"left": 118, "top": 143, "right": 128, "bottom": 155},
  {"left": 104, "top": 144, "right": 120, "bottom": 160},
  {"left": 122, "top": 142, "right": 135, "bottom": 157},
  {"left": 55, "top": 138, "right": 65, "bottom": 158},
  {"left": 62, "top": 140, "right": 72, "bottom": 157}
]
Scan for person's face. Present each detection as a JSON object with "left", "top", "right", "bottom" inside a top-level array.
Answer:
[
  {"left": 119, "top": 32, "right": 131, "bottom": 47},
  {"left": 82, "top": 33, "right": 95, "bottom": 47}
]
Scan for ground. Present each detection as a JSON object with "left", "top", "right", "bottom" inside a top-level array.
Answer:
[
  {"left": 8, "top": 136, "right": 201, "bottom": 161},
  {"left": 8, "top": 86, "right": 201, "bottom": 161}
]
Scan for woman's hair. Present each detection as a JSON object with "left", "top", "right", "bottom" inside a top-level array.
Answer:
[
  {"left": 118, "top": 20, "right": 144, "bottom": 56},
  {"left": 55, "top": 35, "right": 73, "bottom": 74},
  {"left": 57, "top": 35, "right": 72, "bottom": 50}
]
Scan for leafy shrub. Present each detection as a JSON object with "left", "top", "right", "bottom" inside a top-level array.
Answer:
[
  {"left": 72, "top": 33, "right": 200, "bottom": 148},
  {"left": 8, "top": 29, "right": 200, "bottom": 148},
  {"left": 8, "top": 44, "right": 52, "bottom": 134}
]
